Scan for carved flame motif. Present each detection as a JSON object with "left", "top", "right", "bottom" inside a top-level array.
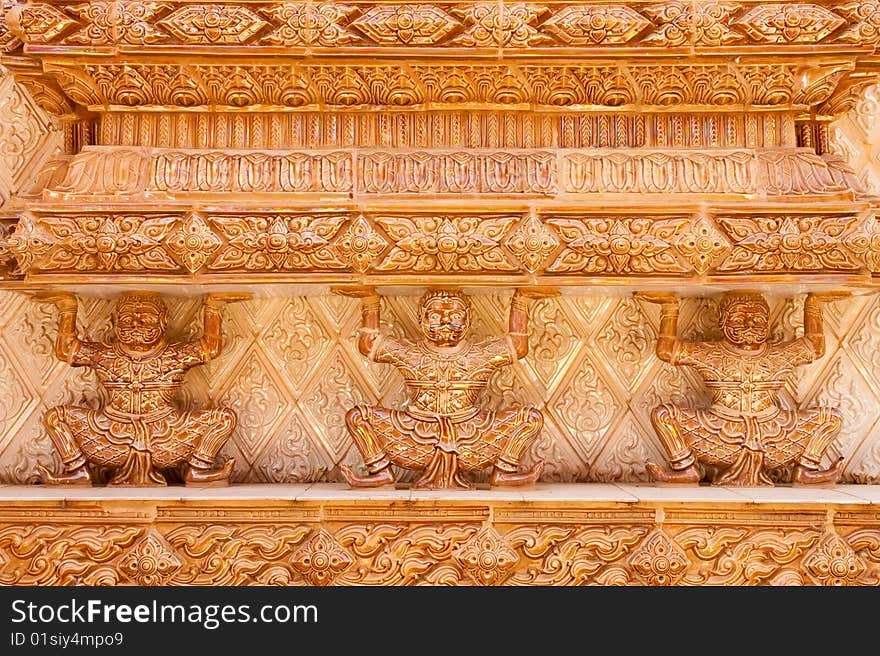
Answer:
[
  {"left": 629, "top": 530, "right": 689, "bottom": 585},
  {"left": 351, "top": 5, "right": 461, "bottom": 45},
  {"left": 118, "top": 531, "right": 184, "bottom": 586},
  {"left": 291, "top": 529, "right": 354, "bottom": 586},
  {"left": 454, "top": 527, "right": 519, "bottom": 585},
  {"left": 803, "top": 532, "right": 868, "bottom": 585}
]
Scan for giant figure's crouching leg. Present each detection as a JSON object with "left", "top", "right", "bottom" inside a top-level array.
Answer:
[
  {"left": 38, "top": 406, "right": 93, "bottom": 485},
  {"left": 340, "top": 405, "right": 396, "bottom": 488},
  {"left": 793, "top": 407, "right": 845, "bottom": 485},
  {"left": 489, "top": 407, "right": 545, "bottom": 487},
  {"left": 184, "top": 408, "right": 237, "bottom": 486},
  {"left": 646, "top": 403, "right": 701, "bottom": 484}
]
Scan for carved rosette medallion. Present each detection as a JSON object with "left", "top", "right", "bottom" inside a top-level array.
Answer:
[
  {"left": 118, "top": 531, "right": 184, "bottom": 586},
  {"left": 291, "top": 529, "right": 355, "bottom": 586},
  {"left": 803, "top": 532, "right": 868, "bottom": 585},
  {"left": 629, "top": 530, "right": 689, "bottom": 585},
  {"left": 454, "top": 527, "right": 519, "bottom": 585}
]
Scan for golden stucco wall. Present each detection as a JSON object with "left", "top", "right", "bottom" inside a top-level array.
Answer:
[{"left": 1, "top": 66, "right": 879, "bottom": 485}]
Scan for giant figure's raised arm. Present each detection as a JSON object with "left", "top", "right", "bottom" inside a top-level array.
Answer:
[
  {"left": 634, "top": 292, "right": 682, "bottom": 363},
  {"left": 32, "top": 292, "right": 88, "bottom": 364},
  {"left": 508, "top": 287, "right": 559, "bottom": 359},
  {"left": 333, "top": 287, "right": 382, "bottom": 358},
  {"left": 800, "top": 291, "right": 850, "bottom": 360},
  {"left": 199, "top": 293, "right": 252, "bottom": 361}
]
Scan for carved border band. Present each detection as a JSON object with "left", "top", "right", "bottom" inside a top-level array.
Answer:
[
  {"left": 32, "top": 146, "right": 857, "bottom": 198},
  {"left": 7, "top": 207, "right": 880, "bottom": 277},
  {"left": 4, "top": 1, "right": 879, "bottom": 53},
  {"left": 0, "top": 499, "right": 877, "bottom": 585}
]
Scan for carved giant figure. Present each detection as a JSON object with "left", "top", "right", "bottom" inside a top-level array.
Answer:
[
  {"left": 337, "top": 287, "right": 554, "bottom": 489},
  {"left": 638, "top": 290, "right": 847, "bottom": 486},
  {"left": 35, "top": 291, "right": 247, "bottom": 486}
]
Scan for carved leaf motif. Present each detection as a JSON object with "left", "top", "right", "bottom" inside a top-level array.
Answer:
[
  {"left": 7, "top": 4, "right": 78, "bottom": 43},
  {"left": 335, "top": 524, "right": 477, "bottom": 585},
  {"left": 732, "top": 4, "right": 845, "bottom": 43},
  {"left": 642, "top": 2, "right": 745, "bottom": 46},
  {"left": 546, "top": 217, "right": 688, "bottom": 274},
  {"left": 351, "top": 5, "right": 460, "bottom": 45},
  {"left": 505, "top": 216, "right": 559, "bottom": 273},
  {"left": 216, "top": 349, "right": 289, "bottom": 463},
  {"left": 451, "top": 3, "right": 552, "bottom": 47},
  {"left": 453, "top": 527, "right": 519, "bottom": 585},
  {"left": 260, "top": 3, "right": 358, "bottom": 46},
  {"left": 12, "top": 215, "right": 179, "bottom": 272},
  {"left": 506, "top": 525, "right": 647, "bottom": 585},
  {"left": 629, "top": 530, "right": 689, "bottom": 585},
  {"left": 291, "top": 529, "right": 354, "bottom": 585},
  {"left": 540, "top": 5, "right": 650, "bottom": 45},
  {"left": 65, "top": 1, "right": 171, "bottom": 45},
  {"left": 165, "top": 524, "right": 313, "bottom": 585},
  {"left": 803, "top": 532, "right": 868, "bottom": 585},
  {"left": 835, "top": 0, "right": 880, "bottom": 43},
  {"left": 716, "top": 215, "right": 862, "bottom": 272},
  {"left": 330, "top": 216, "right": 388, "bottom": 273},
  {"left": 208, "top": 214, "right": 348, "bottom": 271},
  {"left": 159, "top": 5, "right": 269, "bottom": 44},
  {"left": 375, "top": 215, "right": 518, "bottom": 272},
  {"left": 0, "top": 525, "right": 141, "bottom": 585}
]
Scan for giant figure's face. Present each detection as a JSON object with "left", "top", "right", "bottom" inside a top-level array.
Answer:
[
  {"left": 420, "top": 295, "right": 470, "bottom": 346},
  {"left": 114, "top": 295, "right": 168, "bottom": 348},
  {"left": 719, "top": 294, "right": 769, "bottom": 348}
]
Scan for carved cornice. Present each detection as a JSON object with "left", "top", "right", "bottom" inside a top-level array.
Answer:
[
  {"left": 2, "top": 2, "right": 877, "bottom": 117},
  {"left": 36, "top": 60, "right": 853, "bottom": 112},
  {"left": 0, "top": 494, "right": 877, "bottom": 586}
]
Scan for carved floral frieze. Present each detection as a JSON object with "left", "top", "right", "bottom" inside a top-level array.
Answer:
[
  {"left": 6, "top": 210, "right": 876, "bottom": 278},
  {"left": 0, "top": 502, "right": 876, "bottom": 586}
]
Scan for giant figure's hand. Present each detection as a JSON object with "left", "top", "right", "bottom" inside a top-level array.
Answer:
[
  {"left": 332, "top": 286, "right": 381, "bottom": 304},
  {"left": 633, "top": 291, "right": 679, "bottom": 306},
  {"left": 806, "top": 291, "right": 852, "bottom": 304},
  {"left": 514, "top": 287, "right": 560, "bottom": 300},
  {"left": 32, "top": 291, "right": 78, "bottom": 312}
]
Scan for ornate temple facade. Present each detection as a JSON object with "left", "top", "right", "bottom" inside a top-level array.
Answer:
[{"left": 0, "top": 0, "right": 879, "bottom": 585}]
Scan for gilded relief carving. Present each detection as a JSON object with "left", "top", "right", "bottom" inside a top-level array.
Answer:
[
  {"left": 337, "top": 287, "right": 554, "bottom": 489},
  {"left": 639, "top": 290, "right": 849, "bottom": 485},
  {"left": 35, "top": 291, "right": 247, "bottom": 486}
]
